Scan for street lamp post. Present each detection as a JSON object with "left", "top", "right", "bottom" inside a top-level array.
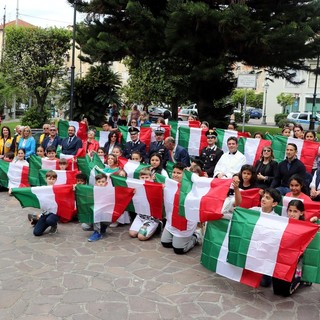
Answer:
[
  {"left": 309, "top": 55, "right": 319, "bottom": 130},
  {"left": 261, "top": 82, "right": 269, "bottom": 125},
  {"left": 70, "top": 1, "right": 77, "bottom": 121}
]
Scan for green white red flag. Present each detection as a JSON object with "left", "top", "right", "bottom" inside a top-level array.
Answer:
[
  {"left": 227, "top": 207, "right": 319, "bottom": 282},
  {"left": 11, "top": 185, "right": 75, "bottom": 221},
  {"left": 215, "top": 129, "right": 251, "bottom": 153},
  {"left": 239, "top": 188, "right": 261, "bottom": 209},
  {"left": 266, "top": 134, "right": 319, "bottom": 173},
  {"left": 179, "top": 170, "right": 232, "bottom": 222},
  {"left": 95, "top": 130, "right": 110, "bottom": 147},
  {"left": 39, "top": 169, "right": 80, "bottom": 186},
  {"left": 155, "top": 174, "right": 187, "bottom": 231},
  {"left": 0, "top": 160, "right": 29, "bottom": 188},
  {"left": 169, "top": 120, "right": 200, "bottom": 140},
  {"left": 302, "top": 220, "right": 320, "bottom": 284},
  {"left": 29, "top": 155, "right": 76, "bottom": 186},
  {"left": 118, "top": 157, "right": 150, "bottom": 179},
  {"left": 118, "top": 125, "right": 170, "bottom": 151},
  {"left": 201, "top": 219, "right": 263, "bottom": 288},
  {"left": 77, "top": 154, "right": 105, "bottom": 182},
  {"left": 238, "top": 137, "right": 272, "bottom": 166},
  {"left": 58, "top": 119, "right": 88, "bottom": 141},
  {"left": 177, "top": 126, "right": 207, "bottom": 156},
  {"left": 111, "top": 175, "right": 163, "bottom": 219},
  {"left": 75, "top": 184, "right": 134, "bottom": 223}
]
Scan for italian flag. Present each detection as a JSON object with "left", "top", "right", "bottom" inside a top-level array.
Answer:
[
  {"left": 118, "top": 157, "right": 150, "bottom": 179},
  {"left": 76, "top": 184, "right": 135, "bottom": 223},
  {"left": 227, "top": 207, "right": 319, "bottom": 282},
  {"left": 302, "top": 220, "right": 320, "bottom": 284},
  {"left": 58, "top": 119, "right": 88, "bottom": 141},
  {"left": 238, "top": 137, "right": 272, "bottom": 166},
  {"left": 77, "top": 154, "right": 105, "bottom": 182},
  {"left": 111, "top": 175, "right": 163, "bottom": 219},
  {"left": 179, "top": 170, "right": 232, "bottom": 222},
  {"left": 239, "top": 188, "right": 261, "bottom": 209},
  {"left": 0, "top": 160, "right": 29, "bottom": 188},
  {"left": 118, "top": 125, "right": 170, "bottom": 151},
  {"left": 88, "top": 166, "right": 106, "bottom": 186},
  {"left": 216, "top": 128, "right": 251, "bottom": 153},
  {"left": 274, "top": 196, "right": 320, "bottom": 221},
  {"left": 155, "top": 174, "right": 187, "bottom": 231},
  {"left": 201, "top": 219, "right": 263, "bottom": 288},
  {"left": 168, "top": 120, "right": 201, "bottom": 141},
  {"left": 39, "top": 170, "right": 80, "bottom": 186},
  {"left": 95, "top": 130, "right": 110, "bottom": 147},
  {"left": 11, "top": 185, "right": 75, "bottom": 221},
  {"left": 177, "top": 126, "right": 207, "bottom": 156},
  {"left": 29, "top": 155, "right": 76, "bottom": 186},
  {"left": 266, "top": 134, "right": 319, "bottom": 173}
]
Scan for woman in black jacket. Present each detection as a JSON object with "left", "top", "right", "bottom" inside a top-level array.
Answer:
[{"left": 254, "top": 146, "right": 278, "bottom": 189}]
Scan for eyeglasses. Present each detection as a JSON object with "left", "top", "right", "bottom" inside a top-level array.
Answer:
[
  {"left": 130, "top": 133, "right": 138, "bottom": 135},
  {"left": 44, "top": 127, "right": 50, "bottom": 130},
  {"left": 49, "top": 129, "right": 56, "bottom": 131},
  {"left": 131, "top": 121, "right": 137, "bottom": 123},
  {"left": 263, "top": 149, "right": 271, "bottom": 152},
  {"left": 207, "top": 136, "right": 216, "bottom": 139}
]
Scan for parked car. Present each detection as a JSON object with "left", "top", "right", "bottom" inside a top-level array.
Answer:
[
  {"left": 287, "top": 112, "right": 320, "bottom": 130},
  {"left": 148, "top": 106, "right": 172, "bottom": 122},
  {"left": 178, "top": 108, "right": 198, "bottom": 121},
  {"left": 248, "top": 108, "right": 262, "bottom": 119}
]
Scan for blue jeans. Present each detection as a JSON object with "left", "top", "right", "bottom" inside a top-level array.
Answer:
[{"left": 33, "top": 213, "right": 59, "bottom": 236}]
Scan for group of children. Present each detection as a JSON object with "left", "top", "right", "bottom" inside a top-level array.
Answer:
[{"left": 3, "top": 129, "right": 318, "bottom": 298}]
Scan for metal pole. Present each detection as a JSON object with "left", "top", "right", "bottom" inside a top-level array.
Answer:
[
  {"left": 242, "top": 89, "right": 247, "bottom": 132},
  {"left": 1, "top": 6, "right": 6, "bottom": 64},
  {"left": 70, "top": 1, "right": 77, "bottom": 121},
  {"left": 262, "top": 83, "right": 268, "bottom": 125},
  {"left": 310, "top": 55, "right": 319, "bottom": 130}
]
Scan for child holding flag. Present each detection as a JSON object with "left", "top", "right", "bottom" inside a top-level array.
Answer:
[
  {"left": 128, "top": 168, "right": 161, "bottom": 241},
  {"left": 272, "top": 199, "right": 312, "bottom": 296},
  {"left": 87, "top": 173, "right": 109, "bottom": 242},
  {"left": 33, "top": 171, "right": 59, "bottom": 236},
  {"left": 160, "top": 163, "right": 202, "bottom": 254}
]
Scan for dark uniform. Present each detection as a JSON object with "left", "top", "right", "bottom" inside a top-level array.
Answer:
[
  {"left": 200, "top": 130, "right": 223, "bottom": 177},
  {"left": 148, "top": 141, "right": 169, "bottom": 166},
  {"left": 148, "top": 126, "right": 169, "bottom": 166},
  {"left": 123, "top": 127, "right": 147, "bottom": 161}
]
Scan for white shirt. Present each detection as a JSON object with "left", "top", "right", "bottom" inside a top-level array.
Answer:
[{"left": 214, "top": 150, "right": 246, "bottom": 178}]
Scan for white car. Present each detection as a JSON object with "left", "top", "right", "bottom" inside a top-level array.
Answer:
[
  {"left": 178, "top": 108, "right": 198, "bottom": 121},
  {"left": 287, "top": 112, "right": 320, "bottom": 130}
]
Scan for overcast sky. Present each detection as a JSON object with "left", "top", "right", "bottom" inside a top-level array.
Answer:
[{"left": 2, "top": 0, "right": 85, "bottom": 27}]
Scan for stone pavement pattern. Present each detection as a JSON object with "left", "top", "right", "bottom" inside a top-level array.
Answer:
[{"left": 0, "top": 192, "right": 319, "bottom": 320}]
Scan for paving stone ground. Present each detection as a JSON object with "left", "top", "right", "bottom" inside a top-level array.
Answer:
[{"left": 0, "top": 192, "right": 319, "bottom": 320}]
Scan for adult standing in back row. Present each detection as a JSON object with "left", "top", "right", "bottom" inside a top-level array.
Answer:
[
  {"left": 271, "top": 143, "right": 306, "bottom": 195},
  {"left": 61, "top": 126, "right": 83, "bottom": 155}
]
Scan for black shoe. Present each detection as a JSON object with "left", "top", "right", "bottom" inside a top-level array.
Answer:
[{"left": 260, "top": 275, "right": 272, "bottom": 287}]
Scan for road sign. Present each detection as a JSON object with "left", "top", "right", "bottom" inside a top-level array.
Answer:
[{"left": 237, "top": 74, "right": 257, "bottom": 89}]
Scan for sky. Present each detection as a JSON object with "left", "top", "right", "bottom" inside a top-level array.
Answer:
[{"left": 2, "top": 0, "right": 85, "bottom": 28}]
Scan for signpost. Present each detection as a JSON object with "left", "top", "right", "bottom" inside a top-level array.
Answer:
[{"left": 237, "top": 74, "right": 257, "bottom": 132}]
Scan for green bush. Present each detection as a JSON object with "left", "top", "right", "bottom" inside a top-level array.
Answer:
[
  {"left": 234, "top": 112, "right": 249, "bottom": 123},
  {"left": 274, "top": 113, "right": 287, "bottom": 126},
  {"left": 21, "top": 107, "right": 50, "bottom": 128},
  {"left": 278, "top": 118, "right": 291, "bottom": 128}
]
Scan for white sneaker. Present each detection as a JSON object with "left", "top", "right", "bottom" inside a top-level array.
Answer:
[
  {"left": 109, "top": 222, "right": 119, "bottom": 228},
  {"left": 194, "top": 228, "right": 203, "bottom": 245},
  {"left": 81, "top": 223, "right": 93, "bottom": 231}
]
